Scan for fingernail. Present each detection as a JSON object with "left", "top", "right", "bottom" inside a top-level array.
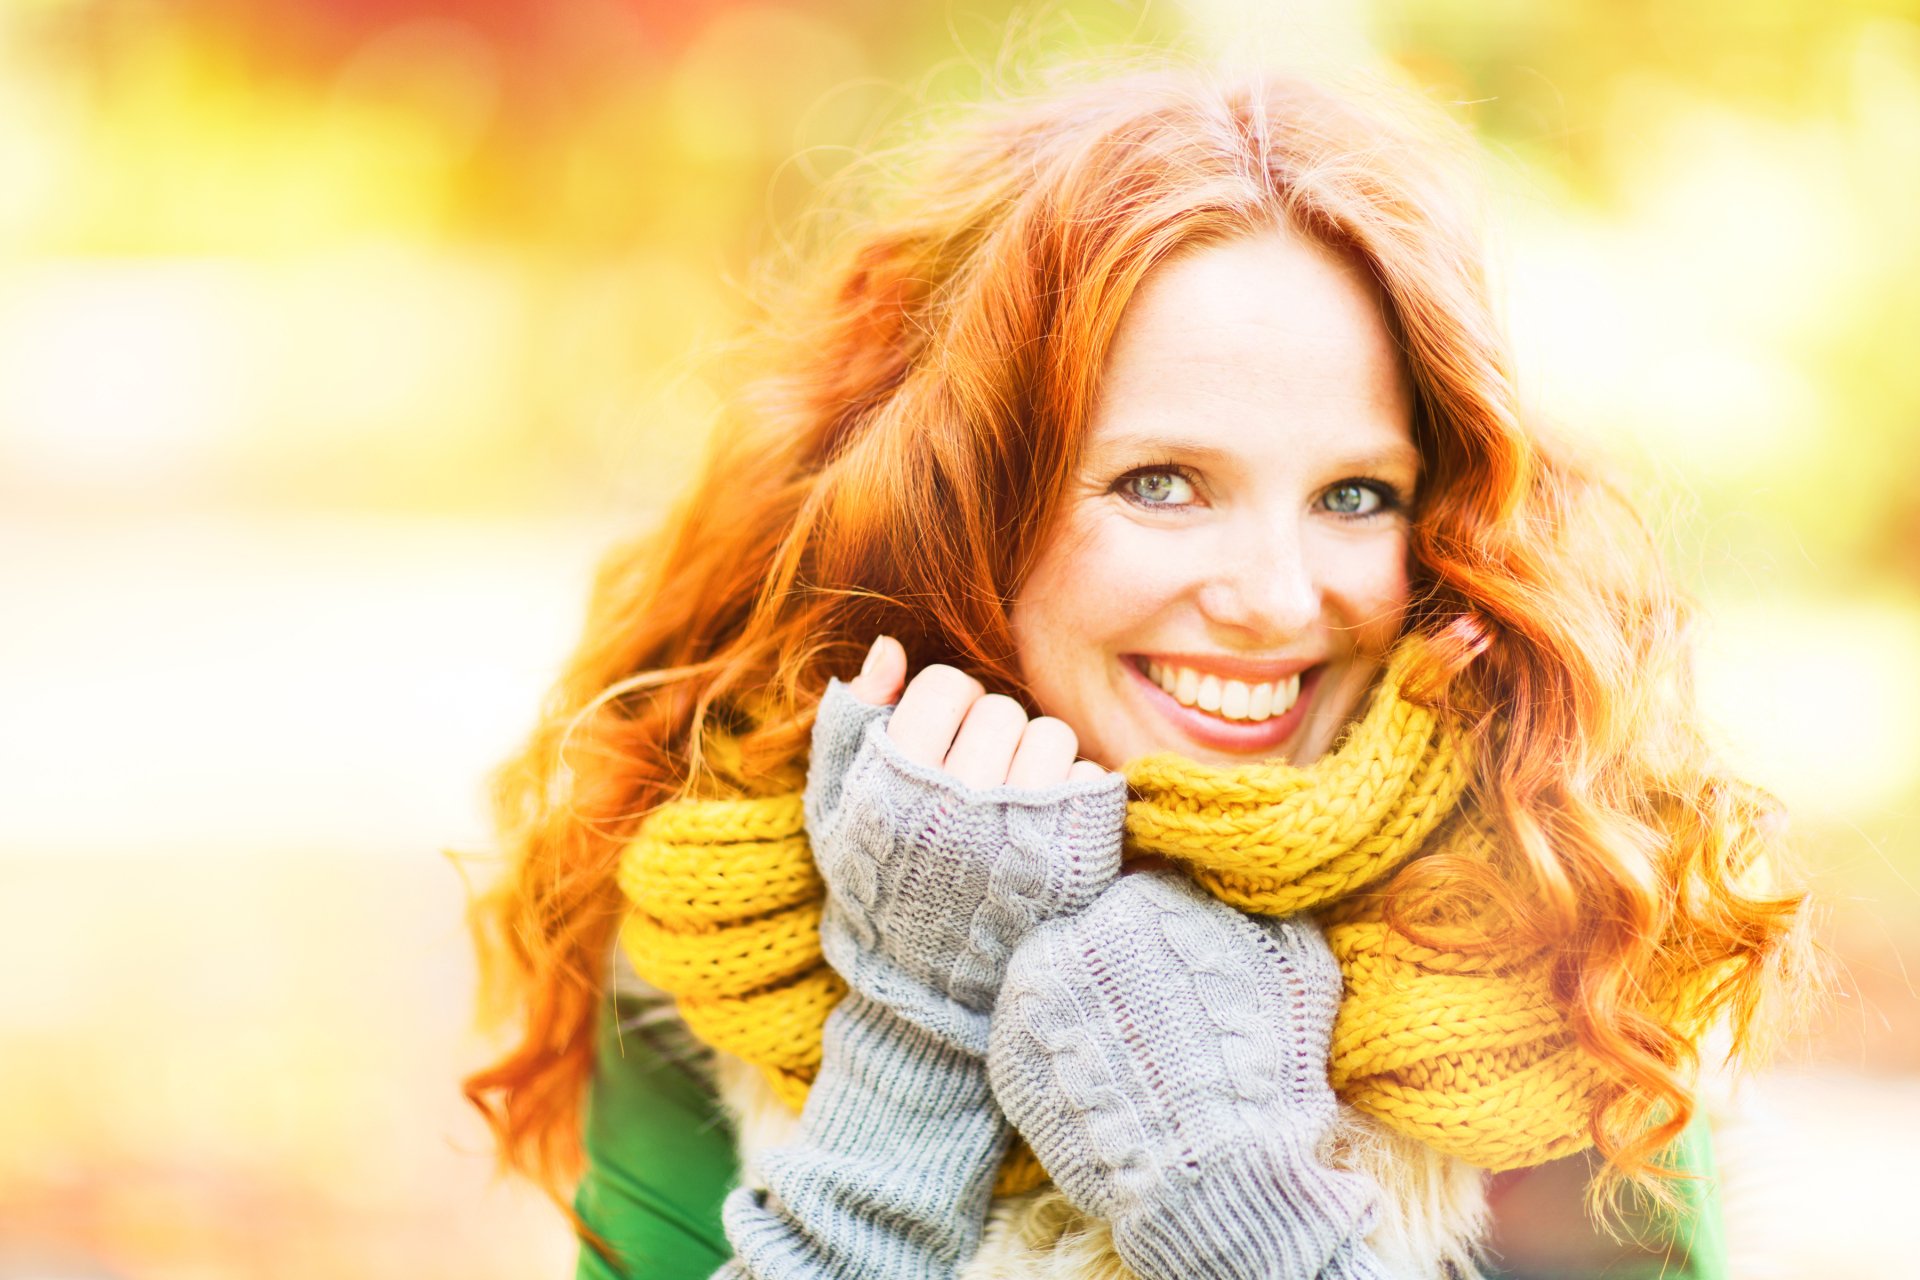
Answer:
[{"left": 860, "top": 636, "right": 887, "bottom": 679}]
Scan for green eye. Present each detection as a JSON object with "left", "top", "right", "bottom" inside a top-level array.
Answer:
[
  {"left": 1121, "top": 468, "right": 1196, "bottom": 507},
  {"left": 1323, "top": 482, "right": 1383, "bottom": 516}
]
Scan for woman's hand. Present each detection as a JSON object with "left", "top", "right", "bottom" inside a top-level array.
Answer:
[
  {"left": 990, "top": 870, "right": 1391, "bottom": 1280},
  {"left": 845, "top": 635, "right": 1109, "bottom": 789},
  {"left": 720, "top": 637, "right": 1124, "bottom": 1280},
  {"left": 801, "top": 635, "right": 1128, "bottom": 1046}
]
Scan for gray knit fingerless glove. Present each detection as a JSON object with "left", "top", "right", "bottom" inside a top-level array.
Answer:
[
  {"left": 988, "top": 869, "right": 1392, "bottom": 1280},
  {"left": 804, "top": 675, "right": 1128, "bottom": 1055},
  {"left": 715, "top": 676, "right": 1128, "bottom": 1280}
]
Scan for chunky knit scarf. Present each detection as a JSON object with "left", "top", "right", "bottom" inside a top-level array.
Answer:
[{"left": 616, "top": 639, "right": 1712, "bottom": 1193}]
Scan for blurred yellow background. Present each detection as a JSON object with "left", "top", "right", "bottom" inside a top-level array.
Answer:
[{"left": 3, "top": 1, "right": 1917, "bottom": 1276}]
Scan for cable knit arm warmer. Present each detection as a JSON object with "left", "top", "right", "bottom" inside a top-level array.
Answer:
[
  {"left": 712, "top": 677, "right": 1127, "bottom": 1280},
  {"left": 989, "top": 869, "right": 1394, "bottom": 1280}
]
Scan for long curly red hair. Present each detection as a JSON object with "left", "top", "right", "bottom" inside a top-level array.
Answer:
[{"left": 464, "top": 60, "right": 1813, "bottom": 1216}]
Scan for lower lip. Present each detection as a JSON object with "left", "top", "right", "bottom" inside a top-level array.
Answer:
[{"left": 1121, "top": 657, "right": 1321, "bottom": 755}]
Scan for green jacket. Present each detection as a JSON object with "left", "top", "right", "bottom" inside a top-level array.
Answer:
[{"left": 573, "top": 989, "right": 1728, "bottom": 1280}]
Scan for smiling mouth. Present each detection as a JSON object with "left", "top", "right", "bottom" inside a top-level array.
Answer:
[
  {"left": 1119, "top": 654, "right": 1325, "bottom": 754},
  {"left": 1133, "top": 656, "right": 1304, "bottom": 723}
]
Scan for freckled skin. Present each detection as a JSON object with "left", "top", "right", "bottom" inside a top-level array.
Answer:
[{"left": 1008, "top": 228, "right": 1419, "bottom": 771}]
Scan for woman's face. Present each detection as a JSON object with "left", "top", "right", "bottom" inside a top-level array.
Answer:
[{"left": 1010, "top": 227, "right": 1419, "bottom": 770}]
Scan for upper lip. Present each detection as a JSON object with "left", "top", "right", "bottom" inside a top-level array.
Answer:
[{"left": 1130, "top": 652, "right": 1321, "bottom": 684}]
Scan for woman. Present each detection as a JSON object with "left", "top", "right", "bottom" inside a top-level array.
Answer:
[{"left": 465, "top": 60, "right": 1811, "bottom": 1279}]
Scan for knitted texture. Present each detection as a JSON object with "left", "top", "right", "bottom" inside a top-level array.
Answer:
[
  {"left": 1121, "top": 652, "right": 1468, "bottom": 915},
  {"left": 713, "top": 675, "right": 1124, "bottom": 1280},
  {"left": 989, "top": 870, "right": 1392, "bottom": 1280},
  {"left": 617, "top": 637, "right": 1709, "bottom": 1177},
  {"left": 802, "top": 675, "right": 1128, "bottom": 1054},
  {"left": 1318, "top": 848, "right": 1730, "bottom": 1171},
  {"left": 715, "top": 990, "right": 1009, "bottom": 1280}
]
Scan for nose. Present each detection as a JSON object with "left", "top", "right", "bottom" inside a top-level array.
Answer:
[{"left": 1195, "top": 512, "right": 1321, "bottom": 640}]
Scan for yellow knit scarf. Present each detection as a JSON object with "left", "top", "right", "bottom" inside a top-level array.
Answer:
[{"left": 616, "top": 640, "right": 1708, "bottom": 1192}]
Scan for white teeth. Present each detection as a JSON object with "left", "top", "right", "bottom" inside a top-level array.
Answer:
[
  {"left": 1247, "top": 680, "right": 1273, "bottom": 719},
  {"left": 1196, "top": 674, "right": 1222, "bottom": 712},
  {"left": 1220, "top": 680, "right": 1250, "bottom": 719},
  {"left": 1142, "top": 660, "right": 1304, "bottom": 723}
]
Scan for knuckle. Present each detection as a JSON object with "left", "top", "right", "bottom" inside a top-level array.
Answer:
[
  {"left": 912, "top": 663, "right": 984, "bottom": 702},
  {"left": 969, "top": 692, "right": 1028, "bottom": 723},
  {"left": 1025, "top": 715, "right": 1078, "bottom": 750}
]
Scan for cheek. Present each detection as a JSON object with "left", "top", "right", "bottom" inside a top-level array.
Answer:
[
  {"left": 1012, "top": 516, "right": 1170, "bottom": 687},
  {"left": 1327, "top": 532, "right": 1413, "bottom": 642},
  {"left": 1046, "top": 519, "right": 1194, "bottom": 638}
]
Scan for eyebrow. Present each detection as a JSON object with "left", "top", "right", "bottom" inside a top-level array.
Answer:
[
  {"left": 1090, "top": 430, "right": 1422, "bottom": 476},
  {"left": 1332, "top": 444, "right": 1423, "bottom": 476}
]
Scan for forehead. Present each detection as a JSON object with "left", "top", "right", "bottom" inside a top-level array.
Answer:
[{"left": 1083, "top": 230, "right": 1417, "bottom": 470}]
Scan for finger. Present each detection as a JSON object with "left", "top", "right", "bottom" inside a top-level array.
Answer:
[
  {"left": 943, "top": 693, "right": 1029, "bottom": 790},
  {"left": 887, "top": 663, "right": 984, "bottom": 768},
  {"left": 845, "top": 634, "right": 906, "bottom": 706},
  {"left": 1067, "top": 759, "right": 1108, "bottom": 783},
  {"left": 1004, "top": 715, "right": 1080, "bottom": 789}
]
